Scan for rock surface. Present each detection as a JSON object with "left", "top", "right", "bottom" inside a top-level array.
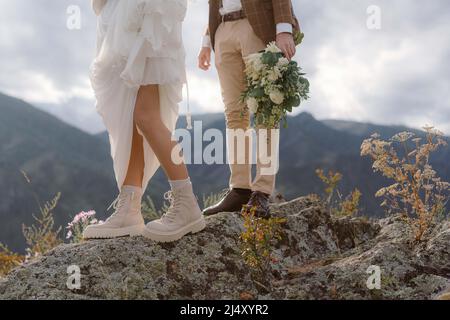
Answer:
[{"left": 0, "top": 196, "right": 449, "bottom": 300}]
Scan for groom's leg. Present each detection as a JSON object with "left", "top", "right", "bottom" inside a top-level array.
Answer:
[
  {"left": 237, "top": 20, "right": 277, "bottom": 196},
  {"left": 252, "top": 127, "right": 279, "bottom": 195},
  {"left": 215, "top": 22, "right": 252, "bottom": 190}
]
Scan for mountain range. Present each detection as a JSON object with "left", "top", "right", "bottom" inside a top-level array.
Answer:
[{"left": 1, "top": 92, "right": 449, "bottom": 252}]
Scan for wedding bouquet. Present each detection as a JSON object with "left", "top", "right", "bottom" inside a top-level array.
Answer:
[{"left": 241, "top": 42, "right": 309, "bottom": 129}]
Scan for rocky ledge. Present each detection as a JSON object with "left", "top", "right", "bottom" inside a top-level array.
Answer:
[{"left": 0, "top": 196, "right": 449, "bottom": 300}]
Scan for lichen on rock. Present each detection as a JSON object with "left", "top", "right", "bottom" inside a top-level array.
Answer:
[{"left": 0, "top": 196, "right": 449, "bottom": 300}]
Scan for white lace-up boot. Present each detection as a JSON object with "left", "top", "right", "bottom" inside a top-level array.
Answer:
[
  {"left": 83, "top": 185, "right": 145, "bottom": 239},
  {"left": 142, "top": 182, "right": 205, "bottom": 242}
]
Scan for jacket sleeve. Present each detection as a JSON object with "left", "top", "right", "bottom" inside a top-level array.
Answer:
[{"left": 272, "top": 0, "right": 295, "bottom": 25}]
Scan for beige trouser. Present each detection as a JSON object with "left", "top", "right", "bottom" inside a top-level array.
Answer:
[{"left": 215, "top": 19, "right": 279, "bottom": 195}]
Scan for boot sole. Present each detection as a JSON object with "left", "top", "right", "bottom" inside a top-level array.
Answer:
[
  {"left": 83, "top": 224, "right": 144, "bottom": 239},
  {"left": 141, "top": 217, "right": 206, "bottom": 243},
  {"left": 203, "top": 210, "right": 238, "bottom": 217}
]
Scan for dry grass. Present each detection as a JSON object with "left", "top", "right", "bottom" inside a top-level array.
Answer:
[
  {"left": 0, "top": 172, "right": 62, "bottom": 276},
  {"left": 361, "top": 127, "right": 450, "bottom": 241},
  {"left": 316, "top": 169, "right": 362, "bottom": 218},
  {"left": 22, "top": 192, "right": 62, "bottom": 260},
  {"left": 0, "top": 244, "right": 24, "bottom": 277}
]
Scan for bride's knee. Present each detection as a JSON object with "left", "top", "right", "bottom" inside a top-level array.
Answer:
[
  {"left": 134, "top": 113, "right": 154, "bottom": 136},
  {"left": 133, "top": 106, "right": 160, "bottom": 137},
  {"left": 134, "top": 85, "right": 162, "bottom": 133},
  {"left": 134, "top": 102, "right": 154, "bottom": 127}
]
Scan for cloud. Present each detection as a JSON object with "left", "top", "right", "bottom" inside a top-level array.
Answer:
[
  {"left": 293, "top": 0, "right": 450, "bottom": 134},
  {"left": 0, "top": 0, "right": 449, "bottom": 134}
]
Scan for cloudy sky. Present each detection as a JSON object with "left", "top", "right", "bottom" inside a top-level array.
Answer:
[{"left": 0, "top": 0, "right": 449, "bottom": 134}]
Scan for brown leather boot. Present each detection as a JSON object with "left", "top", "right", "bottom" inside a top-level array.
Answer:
[
  {"left": 242, "top": 191, "right": 271, "bottom": 219},
  {"left": 203, "top": 188, "right": 252, "bottom": 216}
]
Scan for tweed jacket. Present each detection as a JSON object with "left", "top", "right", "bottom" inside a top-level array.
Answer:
[{"left": 208, "top": 0, "right": 300, "bottom": 48}]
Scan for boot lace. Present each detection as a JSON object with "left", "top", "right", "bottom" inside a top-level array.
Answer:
[
  {"left": 105, "top": 191, "right": 134, "bottom": 222},
  {"left": 161, "top": 191, "right": 181, "bottom": 223}
]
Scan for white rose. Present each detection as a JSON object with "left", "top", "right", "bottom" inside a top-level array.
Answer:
[
  {"left": 269, "top": 90, "right": 284, "bottom": 105},
  {"left": 246, "top": 97, "right": 259, "bottom": 114},
  {"left": 277, "top": 57, "right": 289, "bottom": 68},
  {"left": 266, "top": 42, "right": 282, "bottom": 53}
]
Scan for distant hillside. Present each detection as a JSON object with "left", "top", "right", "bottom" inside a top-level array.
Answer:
[
  {"left": 0, "top": 93, "right": 117, "bottom": 252},
  {"left": 1, "top": 92, "right": 449, "bottom": 252},
  {"left": 322, "top": 118, "right": 450, "bottom": 183}
]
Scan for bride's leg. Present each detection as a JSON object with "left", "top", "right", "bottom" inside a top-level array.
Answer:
[
  {"left": 135, "top": 84, "right": 205, "bottom": 242},
  {"left": 82, "top": 114, "right": 146, "bottom": 240},
  {"left": 133, "top": 84, "right": 189, "bottom": 180},
  {"left": 123, "top": 124, "right": 145, "bottom": 187}
]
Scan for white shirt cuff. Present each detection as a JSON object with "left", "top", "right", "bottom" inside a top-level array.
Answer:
[
  {"left": 276, "top": 23, "right": 293, "bottom": 34},
  {"left": 202, "top": 35, "right": 212, "bottom": 49}
]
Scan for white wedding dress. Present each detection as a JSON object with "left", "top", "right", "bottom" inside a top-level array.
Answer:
[{"left": 90, "top": 0, "right": 187, "bottom": 191}]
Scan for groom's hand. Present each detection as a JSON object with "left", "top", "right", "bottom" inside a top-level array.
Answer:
[
  {"left": 276, "top": 32, "right": 296, "bottom": 60},
  {"left": 198, "top": 47, "right": 212, "bottom": 71}
]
